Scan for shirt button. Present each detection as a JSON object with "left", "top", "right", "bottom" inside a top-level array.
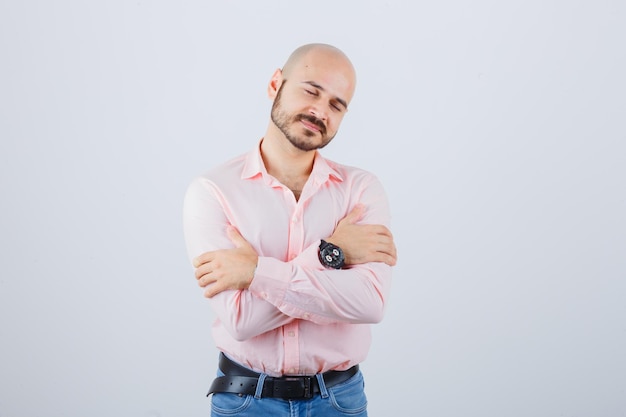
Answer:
[
  {"left": 262, "top": 292, "right": 269, "bottom": 299},
  {"left": 288, "top": 331, "right": 295, "bottom": 337},
  {"left": 303, "top": 313, "right": 310, "bottom": 320},
  {"left": 288, "top": 368, "right": 295, "bottom": 374}
]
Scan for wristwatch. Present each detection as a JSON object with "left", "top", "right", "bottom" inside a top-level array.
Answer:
[{"left": 318, "top": 240, "right": 345, "bottom": 269}]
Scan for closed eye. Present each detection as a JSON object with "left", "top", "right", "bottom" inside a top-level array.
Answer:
[
  {"left": 330, "top": 101, "right": 344, "bottom": 112},
  {"left": 301, "top": 80, "right": 349, "bottom": 111}
]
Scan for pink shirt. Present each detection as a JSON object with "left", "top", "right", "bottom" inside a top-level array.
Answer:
[{"left": 183, "top": 142, "right": 393, "bottom": 377}]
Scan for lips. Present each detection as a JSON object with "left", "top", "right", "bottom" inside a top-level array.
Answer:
[
  {"left": 297, "top": 114, "right": 326, "bottom": 135},
  {"left": 300, "top": 120, "right": 321, "bottom": 132}
]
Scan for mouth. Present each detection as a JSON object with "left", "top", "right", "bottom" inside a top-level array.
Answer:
[
  {"left": 297, "top": 115, "right": 326, "bottom": 135},
  {"left": 300, "top": 120, "right": 321, "bottom": 133}
]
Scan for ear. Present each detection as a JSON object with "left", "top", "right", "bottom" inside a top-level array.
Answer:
[{"left": 267, "top": 68, "right": 283, "bottom": 100}]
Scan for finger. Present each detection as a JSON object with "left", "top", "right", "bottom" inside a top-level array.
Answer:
[
  {"left": 383, "top": 254, "right": 397, "bottom": 266},
  {"left": 195, "top": 266, "right": 210, "bottom": 281},
  {"left": 377, "top": 242, "right": 398, "bottom": 260},
  {"left": 193, "top": 251, "right": 215, "bottom": 268},
  {"left": 195, "top": 260, "right": 213, "bottom": 279},
  {"left": 372, "top": 252, "right": 397, "bottom": 267},
  {"left": 371, "top": 225, "right": 393, "bottom": 237},
  {"left": 341, "top": 204, "right": 365, "bottom": 225},
  {"left": 226, "top": 225, "right": 249, "bottom": 249},
  {"left": 204, "top": 281, "right": 227, "bottom": 298},
  {"left": 355, "top": 224, "right": 391, "bottom": 239},
  {"left": 198, "top": 271, "right": 218, "bottom": 288},
  {"left": 195, "top": 260, "right": 218, "bottom": 282}
]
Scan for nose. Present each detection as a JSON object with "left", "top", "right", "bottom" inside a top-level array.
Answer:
[{"left": 309, "top": 104, "right": 327, "bottom": 122}]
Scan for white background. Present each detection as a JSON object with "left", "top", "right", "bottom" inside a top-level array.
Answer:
[{"left": 1, "top": 1, "right": 625, "bottom": 416}]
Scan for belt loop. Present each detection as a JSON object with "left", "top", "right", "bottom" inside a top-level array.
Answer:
[
  {"left": 254, "top": 373, "right": 267, "bottom": 399},
  {"left": 315, "top": 373, "right": 329, "bottom": 399}
]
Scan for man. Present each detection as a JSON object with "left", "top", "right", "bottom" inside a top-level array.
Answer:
[{"left": 183, "top": 43, "right": 397, "bottom": 417}]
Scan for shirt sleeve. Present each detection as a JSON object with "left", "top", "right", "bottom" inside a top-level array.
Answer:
[
  {"left": 248, "top": 174, "right": 394, "bottom": 326},
  {"left": 182, "top": 176, "right": 295, "bottom": 341}
]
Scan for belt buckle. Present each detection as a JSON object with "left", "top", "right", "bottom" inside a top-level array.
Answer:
[
  {"left": 302, "top": 376, "right": 312, "bottom": 399},
  {"left": 282, "top": 376, "right": 313, "bottom": 399}
]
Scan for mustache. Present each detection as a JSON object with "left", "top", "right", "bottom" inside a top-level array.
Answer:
[{"left": 296, "top": 114, "right": 326, "bottom": 134}]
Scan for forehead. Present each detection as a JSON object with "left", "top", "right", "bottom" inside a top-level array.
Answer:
[{"left": 288, "top": 50, "right": 356, "bottom": 103}]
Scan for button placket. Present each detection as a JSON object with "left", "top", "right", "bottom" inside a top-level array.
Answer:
[
  {"left": 283, "top": 322, "right": 300, "bottom": 374},
  {"left": 287, "top": 208, "right": 304, "bottom": 261}
]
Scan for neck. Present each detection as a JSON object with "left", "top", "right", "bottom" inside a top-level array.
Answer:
[{"left": 260, "top": 131, "right": 316, "bottom": 185}]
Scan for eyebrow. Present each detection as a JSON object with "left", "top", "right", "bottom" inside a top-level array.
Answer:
[{"left": 302, "top": 80, "right": 349, "bottom": 110}]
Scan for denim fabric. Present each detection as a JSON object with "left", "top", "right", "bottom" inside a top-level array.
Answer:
[{"left": 210, "top": 369, "right": 368, "bottom": 417}]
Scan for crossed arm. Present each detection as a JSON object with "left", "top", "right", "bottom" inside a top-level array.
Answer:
[
  {"left": 193, "top": 204, "right": 397, "bottom": 298},
  {"left": 183, "top": 176, "right": 397, "bottom": 340}
]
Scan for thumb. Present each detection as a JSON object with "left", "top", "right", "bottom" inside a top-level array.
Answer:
[
  {"left": 226, "top": 225, "right": 248, "bottom": 248},
  {"left": 343, "top": 204, "right": 365, "bottom": 225}
]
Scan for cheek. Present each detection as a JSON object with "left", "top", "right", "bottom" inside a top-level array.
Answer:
[{"left": 328, "top": 114, "right": 345, "bottom": 131}]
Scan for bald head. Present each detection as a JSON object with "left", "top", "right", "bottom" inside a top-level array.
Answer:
[
  {"left": 265, "top": 43, "right": 357, "bottom": 152},
  {"left": 280, "top": 43, "right": 357, "bottom": 103},
  {"left": 282, "top": 44, "right": 355, "bottom": 76}
]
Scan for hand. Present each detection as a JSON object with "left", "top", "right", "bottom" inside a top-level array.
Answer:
[
  {"left": 193, "top": 226, "right": 259, "bottom": 298},
  {"left": 326, "top": 204, "right": 397, "bottom": 266}
]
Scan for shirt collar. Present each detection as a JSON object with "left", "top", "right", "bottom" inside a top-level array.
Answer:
[
  {"left": 241, "top": 139, "right": 344, "bottom": 184},
  {"left": 241, "top": 139, "right": 266, "bottom": 180}
]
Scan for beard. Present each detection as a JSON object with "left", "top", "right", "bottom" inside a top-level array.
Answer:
[{"left": 270, "top": 82, "right": 336, "bottom": 151}]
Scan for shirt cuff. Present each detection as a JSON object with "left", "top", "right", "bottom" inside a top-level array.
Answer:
[
  {"left": 248, "top": 256, "right": 290, "bottom": 306},
  {"left": 248, "top": 242, "right": 323, "bottom": 308}
]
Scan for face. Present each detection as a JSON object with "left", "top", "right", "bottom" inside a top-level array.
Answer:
[{"left": 269, "top": 51, "right": 355, "bottom": 152}]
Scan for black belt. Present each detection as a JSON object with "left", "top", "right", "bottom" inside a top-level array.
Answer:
[{"left": 207, "top": 353, "right": 359, "bottom": 399}]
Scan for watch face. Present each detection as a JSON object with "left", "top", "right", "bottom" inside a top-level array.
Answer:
[{"left": 320, "top": 242, "right": 345, "bottom": 269}]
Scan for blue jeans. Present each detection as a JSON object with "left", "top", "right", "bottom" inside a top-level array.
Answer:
[{"left": 210, "top": 369, "right": 368, "bottom": 417}]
